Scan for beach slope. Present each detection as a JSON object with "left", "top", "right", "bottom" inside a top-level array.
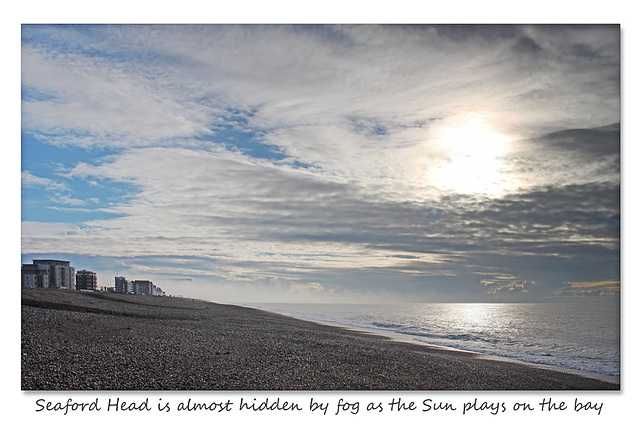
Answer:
[{"left": 21, "top": 289, "right": 619, "bottom": 390}]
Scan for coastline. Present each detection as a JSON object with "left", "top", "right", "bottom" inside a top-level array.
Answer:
[
  {"left": 21, "top": 289, "right": 620, "bottom": 391},
  {"left": 246, "top": 303, "right": 620, "bottom": 386}
]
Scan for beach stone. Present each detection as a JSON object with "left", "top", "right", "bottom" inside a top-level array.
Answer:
[{"left": 21, "top": 288, "right": 619, "bottom": 391}]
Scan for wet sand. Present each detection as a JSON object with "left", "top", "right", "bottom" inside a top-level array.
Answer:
[{"left": 21, "top": 288, "right": 619, "bottom": 390}]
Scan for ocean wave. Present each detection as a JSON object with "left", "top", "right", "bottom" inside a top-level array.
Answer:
[{"left": 252, "top": 302, "right": 620, "bottom": 377}]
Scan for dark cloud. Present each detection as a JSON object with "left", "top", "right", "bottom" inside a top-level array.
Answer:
[
  {"left": 432, "top": 24, "right": 522, "bottom": 42},
  {"left": 505, "top": 124, "right": 620, "bottom": 187},
  {"left": 532, "top": 123, "right": 620, "bottom": 158},
  {"left": 180, "top": 160, "right": 619, "bottom": 298},
  {"left": 513, "top": 36, "right": 543, "bottom": 54}
]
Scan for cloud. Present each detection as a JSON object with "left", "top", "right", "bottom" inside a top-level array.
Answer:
[
  {"left": 22, "top": 170, "right": 102, "bottom": 210},
  {"left": 21, "top": 170, "right": 67, "bottom": 192},
  {"left": 21, "top": 141, "right": 618, "bottom": 299},
  {"left": 21, "top": 25, "right": 620, "bottom": 201},
  {"left": 504, "top": 124, "right": 620, "bottom": 190},
  {"left": 23, "top": 25, "right": 620, "bottom": 147},
  {"left": 21, "top": 39, "right": 213, "bottom": 149},
  {"left": 481, "top": 278, "right": 530, "bottom": 296},
  {"left": 22, "top": 221, "right": 84, "bottom": 240},
  {"left": 556, "top": 280, "right": 620, "bottom": 297},
  {"left": 55, "top": 195, "right": 86, "bottom": 206},
  {"left": 20, "top": 25, "right": 620, "bottom": 301}
]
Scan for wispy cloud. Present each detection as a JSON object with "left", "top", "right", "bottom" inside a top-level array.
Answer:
[
  {"left": 21, "top": 170, "right": 67, "bottom": 191},
  {"left": 557, "top": 280, "right": 620, "bottom": 297}
]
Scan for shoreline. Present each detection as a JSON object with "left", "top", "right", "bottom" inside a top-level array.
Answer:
[
  {"left": 245, "top": 303, "right": 620, "bottom": 386},
  {"left": 21, "top": 289, "right": 620, "bottom": 391}
]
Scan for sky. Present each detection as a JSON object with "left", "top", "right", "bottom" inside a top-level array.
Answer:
[{"left": 20, "top": 24, "right": 621, "bottom": 303}]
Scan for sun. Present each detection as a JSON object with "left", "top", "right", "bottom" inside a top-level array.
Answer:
[{"left": 430, "top": 114, "right": 512, "bottom": 196}]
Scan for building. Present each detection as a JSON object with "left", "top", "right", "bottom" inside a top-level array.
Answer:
[
  {"left": 23, "top": 259, "right": 75, "bottom": 289},
  {"left": 115, "top": 276, "right": 132, "bottom": 294},
  {"left": 115, "top": 276, "right": 166, "bottom": 296},
  {"left": 32, "top": 259, "right": 76, "bottom": 290},
  {"left": 76, "top": 270, "right": 98, "bottom": 291},
  {"left": 21, "top": 262, "right": 50, "bottom": 288},
  {"left": 132, "top": 280, "right": 154, "bottom": 295}
]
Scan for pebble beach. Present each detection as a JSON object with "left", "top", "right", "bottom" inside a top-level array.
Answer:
[{"left": 21, "top": 288, "right": 620, "bottom": 391}]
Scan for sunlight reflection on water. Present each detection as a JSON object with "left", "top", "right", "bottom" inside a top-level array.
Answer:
[{"left": 251, "top": 301, "right": 620, "bottom": 376}]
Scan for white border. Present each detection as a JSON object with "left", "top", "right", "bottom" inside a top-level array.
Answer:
[{"left": 4, "top": 2, "right": 636, "bottom": 439}]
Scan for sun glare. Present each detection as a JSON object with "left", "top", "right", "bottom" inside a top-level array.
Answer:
[{"left": 430, "top": 115, "right": 511, "bottom": 196}]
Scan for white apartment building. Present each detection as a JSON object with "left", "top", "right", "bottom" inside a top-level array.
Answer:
[
  {"left": 23, "top": 259, "right": 76, "bottom": 290},
  {"left": 21, "top": 262, "right": 50, "bottom": 288},
  {"left": 132, "top": 280, "right": 153, "bottom": 295}
]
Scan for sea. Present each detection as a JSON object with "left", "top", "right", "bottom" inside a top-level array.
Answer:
[{"left": 247, "top": 301, "right": 620, "bottom": 378}]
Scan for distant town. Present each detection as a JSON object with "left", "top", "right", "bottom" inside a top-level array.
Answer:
[{"left": 21, "top": 258, "right": 167, "bottom": 296}]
